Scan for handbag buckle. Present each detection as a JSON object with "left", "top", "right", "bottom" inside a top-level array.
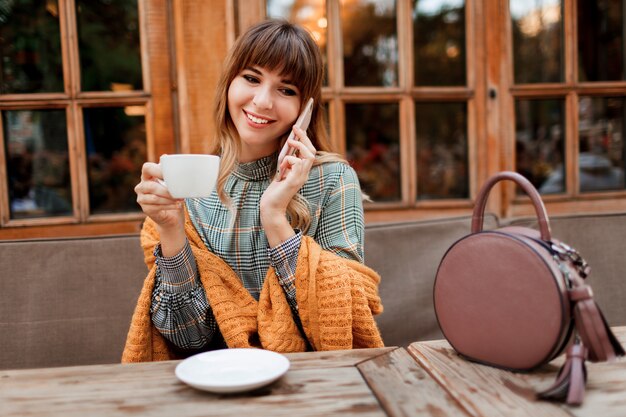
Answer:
[{"left": 551, "top": 242, "right": 590, "bottom": 278}]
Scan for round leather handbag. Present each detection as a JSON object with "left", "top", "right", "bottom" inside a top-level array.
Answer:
[{"left": 433, "top": 171, "right": 624, "bottom": 405}]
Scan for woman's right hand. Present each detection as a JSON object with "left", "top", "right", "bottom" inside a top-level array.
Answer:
[{"left": 135, "top": 162, "right": 185, "bottom": 231}]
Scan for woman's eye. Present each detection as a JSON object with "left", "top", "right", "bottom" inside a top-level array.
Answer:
[
  {"left": 243, "top": 75, "right": 259, "bottom": 84},
  {"left": 279, "top": 88, "right": 297, "bottom": 96}
]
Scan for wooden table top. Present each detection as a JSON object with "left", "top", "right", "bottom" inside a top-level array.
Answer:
[
  {"left": 2, "top": 328, "right": 624, "bottom": 417},
  {"left": 0, "top": 346, "right": 464, "bottom": 417},
  {"left": 408, "top": 326, "right": 626, "bottom": 417}
]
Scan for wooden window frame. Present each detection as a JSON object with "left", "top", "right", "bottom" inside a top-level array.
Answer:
[
  {"left": 0, "top": 0, "right": 176, "bottom": 239},
  {"left": 5, "top": 0, "right": 614, "bottom": 240},
  {"left": 257, "top": 0, "right": 626, "bottom": 221},
  {"left": 258, "top": 0, "right": 489, "bottom": 223},
  {"left": 499, "top": 0, "right": 626, "bottom": 218}
]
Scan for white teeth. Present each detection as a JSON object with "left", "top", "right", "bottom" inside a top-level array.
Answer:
[{"left": 246, "top": 112, "right": 269, "bottom": 124}]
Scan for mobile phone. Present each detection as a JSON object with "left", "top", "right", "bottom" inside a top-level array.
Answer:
[{"left": 275, "top": 97, "right": 314, "bottom": 178}]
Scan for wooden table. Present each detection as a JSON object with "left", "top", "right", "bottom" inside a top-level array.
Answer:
[
  {"left": 0, "top": 346, "right": 462, "bottom": 417},
  {"left": 407, "top": 326, "right": 626, "bottom": 417},
  {"left": 2, "top": 329, "right": 624, "bottom": 417}
]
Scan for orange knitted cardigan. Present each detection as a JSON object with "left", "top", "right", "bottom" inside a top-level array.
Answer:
[{"left": 121, "top": 215, "right": 384, "bottom": 362}]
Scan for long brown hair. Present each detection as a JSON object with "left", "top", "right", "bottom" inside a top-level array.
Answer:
[{"left": 210, "top": 19, "right": 346, "bottom": 231}]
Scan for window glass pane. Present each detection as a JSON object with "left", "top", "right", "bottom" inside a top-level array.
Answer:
[
  {"left": 515, "top": 99, "right": 565, "bottom": 194},
  {"left": 413, "top": 0, "right": 466, "bottom": 86},
  {"left": 267, "top": 0, "right": 328, "bottom": 86},
  {"left": 578, "top": 0, "right": 625, "bottom": 82},
  {"left": 0, "top": 0, "right": 63, "bottom": 94},
  {"left": 3, "top": 110, "right": 72, "bottom": 219},
  {"left": 341, "top": 0, "right": 398, "bottom": 87},
  {"left": 346, "top": 103, "right": 400, "bottom": 202},
  {"left": 578, "top": 96, "right": 625, "bottom": 192},
  {"left": 511, "top": 0, "right": 563, "bottom": 84},
  {"left": 77, "top": 0, "right": 142, "bottom": 92},
  {"left": 415, "top": 102, "right": 468, "bottom": 199},
  {"left": 83, "top": 106, "right": 146, "bottom": 214}
]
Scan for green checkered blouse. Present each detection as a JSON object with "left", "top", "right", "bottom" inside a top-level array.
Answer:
[{"left": 150, "top": 153, "right": 365, "bottom": 351}]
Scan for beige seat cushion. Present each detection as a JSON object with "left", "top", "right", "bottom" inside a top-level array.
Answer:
[
  {"left": 3, "top": 211, "right": 623, "bottom": 369},
  {"left": 0, "top": 235, "right": 146, "bottom": 370}
]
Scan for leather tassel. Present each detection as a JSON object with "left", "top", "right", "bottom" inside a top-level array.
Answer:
[
  {"left": 537, "top": 341, "right": 587, "bottom": 406},
  {"left": 570, "top": 285, "right": 626, "bottom": 362},
  {"left": 598, "top": 308, "right": 625, "bottom": 358}
]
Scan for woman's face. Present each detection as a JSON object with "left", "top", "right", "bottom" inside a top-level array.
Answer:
[{"left": 228, "top": 65, "right": 301, "bottom": 163}]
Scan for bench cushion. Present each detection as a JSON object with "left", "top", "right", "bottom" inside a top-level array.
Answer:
[
  {"left": 0, "top": 235, "right": 146, "bottom": 370},
  {"left": 4, "top": 211, "right": 623, "bottom": 369},
  {"left": 365, "top": 215, "right": 499, "bottom": 347}
]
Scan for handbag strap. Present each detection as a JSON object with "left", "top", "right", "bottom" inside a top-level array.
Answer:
[{"left": 472, "top": 171, "right": 552, "bottom": 241}]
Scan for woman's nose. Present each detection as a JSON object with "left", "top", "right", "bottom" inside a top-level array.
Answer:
[{"left": 253, "top": 87, "right": 273, "bottom": 110}]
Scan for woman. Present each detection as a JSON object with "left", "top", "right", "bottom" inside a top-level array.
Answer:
[{"left": 123, "top": 20, "right": 383, "bottom": 362}]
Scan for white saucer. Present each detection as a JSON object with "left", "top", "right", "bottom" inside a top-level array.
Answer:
[{"left": 175, "top": 348, "right": 290, "bottom": 393}]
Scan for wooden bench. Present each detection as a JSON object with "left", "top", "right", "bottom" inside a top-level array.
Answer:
[{"left": 1, "top": 212, "right": 624, "bottom": 370}]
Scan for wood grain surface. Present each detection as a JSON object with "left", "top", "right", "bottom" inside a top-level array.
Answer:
[
  {"left": 3, "top": 330, "right": 624, "bottom": 417},
  {"left": 407, "top": 326, "right": 626, "bottom": 417},
  {"left": 0, "top": 348, "right": 394, "bottom": 417},
  {"left": 358, "top": 346, "right": 468, "bottom": 417}
]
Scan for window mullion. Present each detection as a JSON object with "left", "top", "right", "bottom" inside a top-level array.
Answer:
[
  {"left": 0, "top": 114, "right": 9, "bottom": 225},
  {"left": 398, "top": 0, "right": 414, "bottom": 204},
  {"left": 58, "top": 0, "right": 73, "bottom": 97},
  {"left": 63, "top": 0, "right": 89, "bottom": 221},
  {"left": 138, "top": 0, "right": 151, "bottom": 94},
  {"left": 328, "top": 0, "right": 343, "bottom": 91},
  {"left": 565, "top": 0, "right": 577, "bottom": 85},
  {"left": 402, "top": 97, "right": 416, "bottom": 204},
  {"left": 565, "top": 0, "right": 577, "bottom": 196},
  {"left": 66, "top": 103, "right": 84, "bottom": 222},
  {"left": 327, "top": 0, "right": 344, "bottom": 155},
  {"left": 567, "top": 92, "right": 579, "bottom": 196},
  {"left": 63, "top": 0, "right": 81, "bottom": 97},
  {"left": 467, "top": 0, "right": 482, "bottom": 202},
  {"left": 397, "top": 0, "right": 412, "bottom": 91},
  {"left": 334, "top": 96, "right": 346, "bottom": 156},
  {"left": 72, "top": 102, "right": 89, "bottom": 221}
]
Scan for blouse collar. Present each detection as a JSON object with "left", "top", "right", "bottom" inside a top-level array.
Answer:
[{"left": 232, "top": 153, "right": 276, "bottom": 181}]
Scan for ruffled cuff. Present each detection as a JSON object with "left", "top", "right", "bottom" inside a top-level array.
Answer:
[
  {"left": 154, "top": 240, "right": 199, "bottom": 293},
  {"left": 267, "top": 230, "right": 302, "bottom": 298}
]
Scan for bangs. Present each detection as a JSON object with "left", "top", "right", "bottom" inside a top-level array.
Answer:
[{"left": 238, "top": 24, "right": 320, "bottom": 95}]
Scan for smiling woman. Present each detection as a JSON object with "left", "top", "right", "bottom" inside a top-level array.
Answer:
[{"left": 124, "top": 19, "right": 384, "bottom": 361}]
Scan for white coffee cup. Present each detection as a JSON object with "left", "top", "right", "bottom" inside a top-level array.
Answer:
[{"left": 159, "top": 154, "right": 220, "bottom": 198}]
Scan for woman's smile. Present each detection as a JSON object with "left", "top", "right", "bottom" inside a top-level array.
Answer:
[{"left": 243, "top": 109, "right": 275, "bottom": 127}]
